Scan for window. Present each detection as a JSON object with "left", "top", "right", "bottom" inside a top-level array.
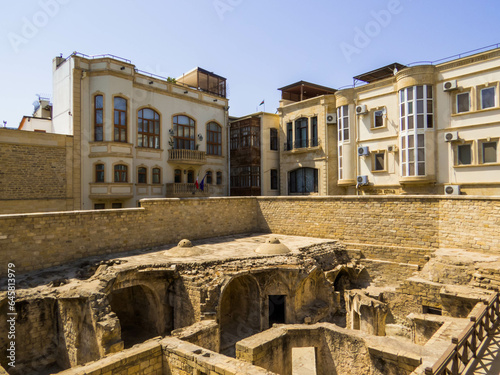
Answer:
[
  {"left": 337, "top": 105, "right": 349, "bottom": 142},
  {"left": 207, "top": 122, "right": 222, "bottom": 155},
  {"left": 138, "top": 108, "right": 160, "bottom": 149},
  {"left": 482, "top": 141, "right": 497, "bottom": 163},
  {"left": 457, "top": 144, "right": 472, "bottom": 165},
  {"left": 216, "top": 171, "right": 222, "bottom": 185},
  {"left": 270, "top": 169, "right": 278, "bottom": 190},
  {"left": 481, "top": 87, "right": 496, "bottom": 109},
  {"left": 251, "top": 166, "right": 260, "bottom": 187},
  {"left": 173, "top": 115, "right": 195, "bottom": 150},
  {"left": 114, "top": 97, "right": 127, "bottom": 142},
  {"left": 187, "top": 170, "right": 194, "bottom": 184},
  {"left": 295, "top": 118, "right": 308, "bottom": 148},
  {"left": 286, "top": 122, "right": 293, "bottom": 150},
  {"left": 94, "top": 203, "right": 105, "bottom": 209},
  {"left": 270, "top": 128, "right": 278, "bottom": 150},
  {"left": 206, "top": 171, "right": 213, "bottom": 184},
  {"left": 95, "top": 95, "right": 103, "bottom": 141},
  {"left": 95, "top": 164, "right": 104, "bottom": 183},
  {"left": 373, "top": 110, "right": 384, "bottom": 128},
  {"left": 311, "top": 117, "right": 318, "bottom": 146},
  {"left": 230, "top": 128, "right": 239, "bottom": 150},
  {"left": 138, "top": 167, "right": 147, "bottom": 184},
  {"left": 152, "top": 168, "right": 161, "bottom": 184},
  {"left": 174, "top": 169, "right": 182, "bottom": 183},
  {"left": 457, "top": 92, "right": 470, "bottom": 113},
  {"left": 289, "top": 168, "right": 318, "bottom": 194},
  {"left": 373, "top": 152, "right": 385, "bottom": 171},
  {"left": 112, "top": 203, "right": 122, "bottom": 209},
  {"left": 114, "top": 164, "right": 128, "bottom": 182}
]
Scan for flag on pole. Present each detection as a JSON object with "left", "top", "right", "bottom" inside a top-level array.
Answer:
[
  {"left": 259, "top": 100, "right": 264, "bottom": 106},
  {"left": 200, "top": 174, "right": 207, "bottom": 191},
  {"left": 195, "top": 176, "right": 199, "bottom": 189}
]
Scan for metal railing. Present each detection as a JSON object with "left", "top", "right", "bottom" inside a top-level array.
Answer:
[
  {"left": 283, "top": 138, "right": 320, "bottom": 151},
  {"left": 425, "top": 293, "right": 500, "bottom": 375},
  {"left": 166, "top": 183, "right": 209, "bottom": 195},
  {"left": 168, "top": 149, "right": 207, "bottom": 163}
]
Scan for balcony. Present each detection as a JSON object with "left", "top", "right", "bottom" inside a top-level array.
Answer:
[
  {"left": 166, "top": 183, "right": 210, "bottom": 197},
  {"left": 283, "top": 138, "right": 321, "bottom": 152},
  {"left": 168, "top": 149, "right": 207, "bottom": 165}
]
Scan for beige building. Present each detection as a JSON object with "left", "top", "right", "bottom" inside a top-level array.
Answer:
[
  {"left": 279, "top": 46, "right": 500, "bottom": 195},
  {"left": 11, "top": 53, "right": 230, "bottom": 211},
  {"left": 229, "top": 112, "right": 280, "bottom": 196}
]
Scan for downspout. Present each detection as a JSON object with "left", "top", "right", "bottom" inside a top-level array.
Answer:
[
  {"left": 226, "top": 105, "right": 230, "bottom": 196},
  {"left": 354, "top": 96, "right": 360, "bottom": 196}
]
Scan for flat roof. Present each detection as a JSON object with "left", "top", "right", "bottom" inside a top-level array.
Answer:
[{"left": 353, "top": 63, "right": 407, "bottom": 83}]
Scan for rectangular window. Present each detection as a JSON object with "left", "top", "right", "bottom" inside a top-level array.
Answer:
[
  {"left": 457, "top": 144, "right": 472, "bottom": 165},
  {"left": 112, "top": 203, "right": 122, "bottom": 209},
  {"left": 270, "top": 128, "right": 278, "bottom": 150},
  {"left": 286, "top": 122, "right": 293, "bottom": 150},
  {"left": 373, "top": 152, "right": 385, "bottom": 171},
  {"left": 270, "top": 169, "right": 278, "bottom": 190},
  {"left": 230, "top": 128, "right": 239, "bottom": 150},
  {"left": 373, "top": 110, "right": 384, "bottom": 128},
  {"left": 481, "top": 87, "right": 496, "bottom": 109},
  {"left": 114, "top": 97, "right": 127, "bottom": 142},
  {"left": 95, "top": 164, "right": 104, "bottom": 182},
  {"left": 337, "top": 105, "right": 349, "bottom": 142},
  {"left": 295, "top": 118, "right": 308, "bottom": 148},
  {"left": 216, "top": 171, "right": 222, "bottom": 185},
  {"left": 138, "top": 167, "right": 147, "bottom": 184},
  {"left": 152, "top": 168, "right": 161, "bottom": 184},
  {"left": 114, "top": 165, "right": 128, "bottom": 182},
  {"left": 482, "top": 141, "right": 497, "bottom": 163},
  {"left": 95, "top": 95, "right": 103, "bottom": 141},
  {"left": 311, "top": 117, "right": 318, "bottom": 146},
  {"left": 289, "top": 168, "right": 318, "bottom": 194},
  {"left": 94, "top": 203, "right": 105, "bottom": 210},
  {"left": 174, "top": 169, "right": 182, "bottom": 183},
  {"left": 457, "top": 92, "right": 470, "bottom": 113}
]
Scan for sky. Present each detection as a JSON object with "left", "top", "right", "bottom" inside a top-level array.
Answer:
[{"left": 1, "top": 0, "right": 500, "bottom": 128}]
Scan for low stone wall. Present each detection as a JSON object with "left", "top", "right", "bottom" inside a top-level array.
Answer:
[{"left": 171, "top": 320, "right": 219, "bottom": 353}]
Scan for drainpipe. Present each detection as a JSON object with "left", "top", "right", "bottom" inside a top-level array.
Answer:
[
  {"left": 354, "top": 96, "right": 360, "bottom": 196},
  {"left": 226, "top": 105, "right": 230, "bottom": 196}
]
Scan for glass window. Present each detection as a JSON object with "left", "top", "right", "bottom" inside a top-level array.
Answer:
[
  {"left": 295, "top": 118, "right": 308, "bottom": 148},
  {"left": 216, "top": 171, "right": 222, "bottom": 185},
  {"left": 373, "top": 110, "right": 384, "bottom": 128},
  {"left": 289, "top": 168, "right": 318, "bottom": 194},
  {"left": 95, "top": 95, "right": 103, "bottom": 141},
  {"left": 114, "top": 164, "right": 128, "bottom": 182},
  {"left": 152, "top": 168, "right": 161, "bottom": 184},
  {"left": 173, "top": 115, "right": 195, "bottom": 150},
  {"left": 482, "top": 141, "right": 497, "bottom": 163},
  {"left": 457, "top": 144, "right": 472, "bottom": 165},
  {"left": 187, "top": 170, "right": 194, "bottom": 184},
  {"left": 112, "top": 203, "right": 122, "bottom": 209},
  {"left": 207, "top": 122, "right": 222, "bottom": 155},
  {"left": 311, "top": 117, "right": 318, "bottom": 146},
  {"left": 138, "top": 108, "right": 160, "bottom": 149},
  {"left": 94, "top": 203, "right": 105, "bottom": 209},
  {"left": 270, "top": 128, "right": 278, "bottom": 150},
  {"left": 457, "top": 92, "right": 470, "bottom": 113},
  {"left": 95, "top": 164, "right": 104, "bottom": 183},
  {"left": 374, "top": 153, "right": 385, "bottom": 171},
  {"left": 230, "top": 128, "right": 239, "bottom": 150},
  {"left": 481, "top": 87, "right": 496, "bottom": 109},
  {"left": 174, "top": 169, "right": 182, "bottom": 183},
  {"left": 206, "top": 171, "right": 213, "bottom": 184},
  {"left": 270, "top": 169, "right": 278, "bottom": 190},
  {"left": 114, "top": 97, "right": 127, "bottom": 142},
  {"left": 286, "top": 122, "right": 293, "bottom": 150},
  {"left": 138, "top": 167, "right": 147, "bottom": 184}
]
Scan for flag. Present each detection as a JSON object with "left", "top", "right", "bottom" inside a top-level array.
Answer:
[
  {"left": 259, "top": 100, "right": 264, "bottom": 106},
  {"left": 200, "top": 173, "right": 208, "bottom": 191},
  {"left": 195, "top": 176, "right": 199, "bottom": 189}
]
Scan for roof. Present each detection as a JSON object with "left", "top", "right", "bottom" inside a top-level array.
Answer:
[
  {"left": 278, "top": 80, "right": 337, "bottom": 94},
  {"left": 353, "top": 63, "right": 407, "bottom": 83}
]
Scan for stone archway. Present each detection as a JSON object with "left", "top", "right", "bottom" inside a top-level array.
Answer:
[{"left": 219, "top": 275, "right": 261, "bottom": 356}]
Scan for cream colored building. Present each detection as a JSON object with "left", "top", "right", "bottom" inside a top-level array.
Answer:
[
  {"left": 229, "top": 112, "right": 280, "bottom": 196},
  {"left": 20, "top": 53, "right": 230, "bottom": 210},
  {"left": 279, "top": 46, "right": 500, "bottom": 196}
]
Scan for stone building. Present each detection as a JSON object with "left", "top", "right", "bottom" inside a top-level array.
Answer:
[
  {"left": 278, "top": 45, "right": 500, "bottom": 195},
  {"left": 229, "top": 112, "right": 280, "bottom": 196}
]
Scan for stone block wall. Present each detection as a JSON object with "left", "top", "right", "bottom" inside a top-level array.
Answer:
[{"left": 171, "top": 320, "right": 219, "bottom": 353}]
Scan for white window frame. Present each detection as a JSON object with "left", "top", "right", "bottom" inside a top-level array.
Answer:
[{"left": 372, "top": 109, "right": 385, "bottom": 129}]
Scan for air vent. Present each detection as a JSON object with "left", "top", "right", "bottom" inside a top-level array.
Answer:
[
  {"left": 358, "top": 146, "right": 370, "bottom": 156},
  {"left": 444, "top": 185, "right": 460, "bottom": 195},
  {"left": 443, "top": 80, "right": 458, "bottom": 91},
  {"left": 326, "top": 113, "right": 337, "bottom": 124},
  {"left": 356, "top": 105, "right": 367, "bottom": 115},
  {"left": 444, "top": 132, "right": 459, "bottom": 142}
]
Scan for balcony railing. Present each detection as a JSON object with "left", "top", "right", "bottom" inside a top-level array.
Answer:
[
  {"left": 168, "top": 149, "right": 207, "bottom": 165},
  {"left": 284, "top": 138, "right": 320, "bottom": 151},
  {"left": 166, "top": 183, "right": 209, "bottom": 197}
]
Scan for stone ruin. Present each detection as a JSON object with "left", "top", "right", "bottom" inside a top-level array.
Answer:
[{"left": 1, "top": 234, "right": 500, "bottom": 375}]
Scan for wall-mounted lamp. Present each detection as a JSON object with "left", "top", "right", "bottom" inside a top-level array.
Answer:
[
  {"left": 149, "top": 81, "right": 154, "bottom": 85},
  {"left": 197, "top": 133, "right": 203, "bottom": 141},
  {"left": 120, "top": 66, "right": 125, "bottom": 70},
  {"left": 184, "top": 90, "right": 188, "bottom": 94}
]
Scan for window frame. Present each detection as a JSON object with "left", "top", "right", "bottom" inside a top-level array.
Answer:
[
  {"left": 138, "top": 167, "right": 147, "bottom": 184},
  {"left": 95, "top": 163, "right": 105, "bottom": 183},
  {"left": 270, "top": 169, "right": 278, "bottom": 190},
  {"left": 216, "top": 171, "right": 222, "bottom": 185},
  {"left": 94, "top": 94, "right": 104, "bottom": 142},
  {"left": 294, "top": 117, "right": 308, "bottom": 148},
  {"left": 187, "top": 170, "right": 195, "bottom": 184},
  {"left": 206, "top": 122, "right": 222, "bottom": 156},
  {"left": 114, "top": 164, "right": 128, "bottom": 183},
  {"left": 173, "top": 115, "right": 196, "bottom": 150},
  {"left": 206, "top": 170, "right": 213, "bottom": 184},
  {"left": 270, "top": 128, "right": 278, "bottom": 151},
  {"left": 480, "top": 140, "right": 498, "bottom": 164},
  {"left": 372, "top": 109, "right": 385, "bottom": 129},
  {"left": 174, "top": 169, "right": 182, "bottom": 183},
  {"left": 113, "top": 97, "right": 128, "bottom": 143},
  {"left": 152, "top": 168, "right": 161, "bottom": 184},
  {"left": 480, "top": 86, "right": 496, "bottom": 110},
  {"left": 288, "top": 167, "right": 318, "bottom": 194},
  {"left": 456, "top": 143, "right": 473, "bottom": 166},
  {"left": 372, "top": 151, "right": 386, "bottom": 172},
  {"left": 138, "top": 108, "right": 160, "bottom": 149},
  {"left": 456, "top": 92, "right": 470, "bottom": 114}
]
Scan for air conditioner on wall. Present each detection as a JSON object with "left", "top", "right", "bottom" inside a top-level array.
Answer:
[
  {"left": 444, "top": 131, "right": 459, "bottom": 142},
  {"left": 356, "top": 105, "right": 368, "bottom": 115},
  {"left": 357, "top": 175, "right": 369, "bottom": 186},
  {"left": 387, "top": 145, "right": 399, "bottom": 153},
  {"left": 443, "top": 80, "right": 458, "bottom": 91},
  {"left": 444, "top": 185, "right": 460, "bottom": 195},
  {"left": 358, "top": 146, "right": 370, "bottom": 156},
  {"left": 326, "top": 113, "right": 337, "bottom": 124}
]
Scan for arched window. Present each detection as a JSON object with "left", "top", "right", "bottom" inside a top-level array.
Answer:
[
  {"left": 138, "top": 108, "right": 160, "bottom": 149},
  {"left": 173, "top": 115, "right": 195, "bottom": 150},
  {"left": 138, "top": 167, "right": 147, "bottom": 184},
  {"left": 152, "top": 168, "right": 161, "bottom": 184},
  {"left": 207, "top": 122, "right": 222, "bottom": 155},
  {"left": 114, "top": 97, "right": 127, "bottom": 142},
  {"left": 114, "top": 164, "right": 128, "bottom": 182},
  {"left": 94, "top": 95, "right": 103, "bottom": 141}
]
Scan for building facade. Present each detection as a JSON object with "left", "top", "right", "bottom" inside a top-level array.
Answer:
[
  {"left": 229, "top": 112, "right": 280, "bottom": 196},
  {"left": 279, "top": 46, "right": 500, "bottom": 196}
]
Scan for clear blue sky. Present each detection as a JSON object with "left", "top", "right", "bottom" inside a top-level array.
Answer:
[{"left": 1, "top": 0, "right": 500, "bottom": 127}]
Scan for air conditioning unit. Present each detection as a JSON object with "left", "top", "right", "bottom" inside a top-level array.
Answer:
[
  {"left": 357, "top": 175, "right": 369, "bottom": 186},
  {"left": 443, "top": 80, "right": 458, "bottom": 91},
  {"left": 356, "top": 105, "right": 368, "bottom": 115},
  {"left": 444, "top": 131, "right": 459, "bottom": 142},
  {"left": 444, "top": 185, "right": 460, "bottom": 195},
  {"left": 326, "top": 113, "right": 337, "bottom": 124},
  {"left": 358, "top": 146, "right": 370, "bottom": 156},
  {"left": 387, "top": 145, "right": 399, "bottom": 153}
]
